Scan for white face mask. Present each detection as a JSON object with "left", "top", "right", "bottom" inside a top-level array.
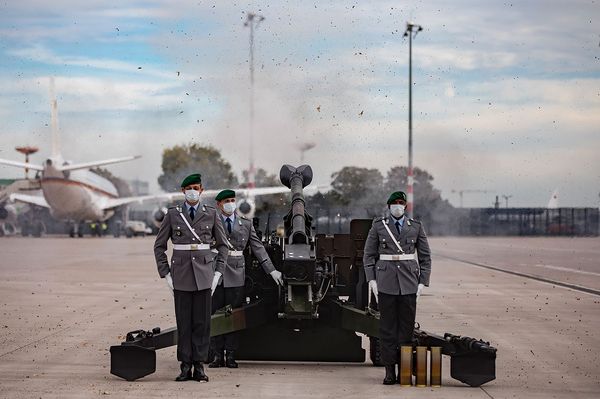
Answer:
[
  {"left": 222, "top": 201, "right": 236, "bottom": 215},
  {"left": 390, "top": 204, "right": 405, "bottom": 218},
  {"left": 185, "top": 189, "right": 200, "bottom": 203}
]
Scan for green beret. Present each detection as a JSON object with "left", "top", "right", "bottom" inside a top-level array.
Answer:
[
  {"left": 387, "top": 191, "right": 407, "bottom": 205},
  {"left": 215, "top": 189, "right": 236, "bottom": 202},
  {"left": 181, "top": 173, "right": 202, "bottom": 188}
]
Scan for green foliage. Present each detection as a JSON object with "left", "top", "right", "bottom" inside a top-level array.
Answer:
[
  {"left": 157, "top": 143, "right": 238, "bottom": 192},
  {"left": 309, "top": 165, "right": 453, "bottom": 229},
  {"left": 242, "top": 168, "right": 287, "bottom": 213},
  {"left": 241, "top": 168, "right": 280, "bottom": 188},
  {"left": 385, "top": 166, "right": 454, "bottom": 228},
  {"left": 330, "top": 166, "right": 385, "bottom": 206}
]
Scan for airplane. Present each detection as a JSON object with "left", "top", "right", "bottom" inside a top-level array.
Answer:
[{"left": 0, "top": 78, "right": 178, "bottom": 236}]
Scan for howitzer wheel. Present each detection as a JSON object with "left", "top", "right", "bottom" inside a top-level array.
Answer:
[{"left": 369, "top": 336, "right": 383, "bottom": 367}]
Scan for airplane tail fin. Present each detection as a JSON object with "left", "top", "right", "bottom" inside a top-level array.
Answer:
[
  {"left": 547, "top": 189, "right": 559, "bottom": 209},
  {"left": 49, "top": 77, "right": 60, "bottom": 158}
]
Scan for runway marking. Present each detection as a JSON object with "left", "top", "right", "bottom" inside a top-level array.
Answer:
[
  {"left": 532, "top": 263, "right": 600, "bottom": 277},
  {"left": 435, "top": 254, "right": 600, "bottom": 297},
  {"left": 481, "top": 386, "right": 495, "bottom": 399},
  {"left": 440, "top": 240, "right": 600, "bottom": 255}
]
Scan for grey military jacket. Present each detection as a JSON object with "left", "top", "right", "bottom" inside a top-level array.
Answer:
[
  {"left": 217, "top": 213, "right": 275, "bottom": 288},
  {"left": 154, "top": 203, "right": 228, "bottom": 291},
  {"left": 363, "top": 215, "right": 431, "bottom": 295}
]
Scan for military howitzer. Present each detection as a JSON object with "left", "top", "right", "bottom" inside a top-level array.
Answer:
[{"left": 110, "top": 164, "right": 496, "bottom": 387}]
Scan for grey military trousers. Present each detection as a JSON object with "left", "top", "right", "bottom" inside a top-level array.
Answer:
[
  {"left": 174, "top": 289, "right": 211, "bottom": 363},
  {"left": 378, "top": 292, "right": 417, "bottom": 365}
]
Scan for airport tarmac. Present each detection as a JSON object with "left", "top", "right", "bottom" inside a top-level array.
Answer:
[{"left": 0, "top": 236, "right": 598, "bottom": 399}]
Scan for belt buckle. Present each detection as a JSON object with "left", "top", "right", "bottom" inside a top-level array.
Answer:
[
  {"left": 190, "top": 244, "right": 198, "bottom": 250},
  {"left": 392, "top": 255, "right": 400, "bottom": 261}
]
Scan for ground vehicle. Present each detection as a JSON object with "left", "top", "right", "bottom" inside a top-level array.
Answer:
[{"left": 124, "top": 220, "right": 152, "bottom": 237}]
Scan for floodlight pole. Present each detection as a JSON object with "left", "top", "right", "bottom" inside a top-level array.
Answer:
[
  {"left": 244, "top": 12, "right": 264, "bottom": 188},
  {"left": 403, "top": 22, "right": 422, "bottom": 217}
]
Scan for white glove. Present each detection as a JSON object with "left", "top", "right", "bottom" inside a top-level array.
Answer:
[
  {"left": 368, "top": 280, "right": 378, "bottom": 304},
  {"left": 164, "top": 272, "right": 174, "bottom": 292},
  {"left": 270, "top": 270, "right": 284, "bottom": 286},
  {"left": 211, "top": 271, "right": 222, "bottom": 296},
  {"left": 416, "top": 283, "right": 425, "bottom": 298}
]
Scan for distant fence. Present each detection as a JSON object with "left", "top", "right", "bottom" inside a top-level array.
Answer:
[
  {"left": 255, "top": 207, "right": 599, "bottom": 237},
  {"left": 453, "top": 208, "right": 599, "bottom": 237}
]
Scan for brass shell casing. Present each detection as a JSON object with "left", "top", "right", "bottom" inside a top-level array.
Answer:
[
  {"left": 399, "top": 346, "right": 413, "bottom": 386},
  {"left": 430, "top": 346, "right": 442, "bottom": 387},
  {"left": 415, "top": 346, "right": 427, "bottom": 387}
]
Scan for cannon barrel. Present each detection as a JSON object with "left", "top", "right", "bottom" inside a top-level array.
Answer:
[{"left": 279, "top": 164, "right": 313, "bottom": 244}]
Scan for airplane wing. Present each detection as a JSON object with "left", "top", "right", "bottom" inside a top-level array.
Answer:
[
  {"left": 237, "top": 187, "right": 290, "bottom": 196},
  {"left": 58, "top": 155, "right": 141, "bottom": 172},
  {"left": 99, "top": 192, "right": 183, "bottom": 210},
  {"left": 9, "top": 193, "right": 50, "bottom": 208},
  {"left": 0, "top": 158, "right": 44, "bottom": 171}
]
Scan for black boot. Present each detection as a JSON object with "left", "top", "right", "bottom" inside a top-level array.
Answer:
[
  {"left": 193, "top": 362, "right": 209, "bottom": 382},
  {"left": 205, "top": 347, "right": 215, "bottom": 364},
  {"left": 383, "top": 365, "right": 396, "bottom": 385},
  {"left": 225, "top": 351, "right": 238, "bottom": 368},
  {"left": 209, "top": 351, "right": 225, "bottom": 368},
  {"left": 175, "top": 362, "right": 192, "bottom": 381}
]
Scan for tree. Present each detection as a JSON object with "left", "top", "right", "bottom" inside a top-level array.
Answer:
[
  {"left": 384, "top": 166, "right": 454, "bottom": 232},
  {"left": 242, "top": 168, "right": 288, "bottom": 214},
  {"left": 241, "top": 168, "right": 280, "bottom": 188},
  {"left": 157, "top": 144, "right": 238, "bottom": 192},
  {"left": 330, "top": 166, "right": 385, "bottom": 206}
]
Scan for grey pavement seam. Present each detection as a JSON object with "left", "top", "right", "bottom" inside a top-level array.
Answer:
[
  {"left": 435, "top": 253, "right": 600, "bottom": 297},
  {"left": 481, "top": 386, "right": 495, "bottom": 398}
]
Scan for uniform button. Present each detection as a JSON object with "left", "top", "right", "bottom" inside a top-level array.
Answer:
[
  {"left": 192, "top": 257, "right": 195, "bottom": 260},
  {"left": 192, "top": 238, "right": 196, "bottom": 241}
]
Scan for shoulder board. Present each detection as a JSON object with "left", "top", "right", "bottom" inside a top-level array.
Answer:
[
  {"left": 409, "top": 218, "right": 421, "bottom": 224},
  {"left": 169, "top": 205, "right": 183, "bottom": 212},
  {"left": 373, "top": 216, "right": 384, "bottom": 223},
  {"left": 239, "top": 215, "right": 249, "bottom": 220},
  {"left": 204, "top": 204, "right": 215, "bottom": 209}
]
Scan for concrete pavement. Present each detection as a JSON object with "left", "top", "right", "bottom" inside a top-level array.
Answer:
[{"left": 0, "top": 236, "right": 598, "bottom": 398}]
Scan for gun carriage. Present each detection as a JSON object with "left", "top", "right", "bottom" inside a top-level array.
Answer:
[{"left": 110, "top": 165, "right": 496, "bottom": 387}]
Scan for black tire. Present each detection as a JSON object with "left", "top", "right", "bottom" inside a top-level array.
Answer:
[
  {"left": 21, "top": 222, "right": 31, "bottom": 237},
  {"left": 32, "top": 222, "right": 43, "bottom": 237},
  {"left": 369, "top": 336, "right": 383, "bottom": 367}
]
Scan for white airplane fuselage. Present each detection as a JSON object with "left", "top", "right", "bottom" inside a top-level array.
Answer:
[{"left": 42, "top": 156, "right": 117, "bottom": 221}]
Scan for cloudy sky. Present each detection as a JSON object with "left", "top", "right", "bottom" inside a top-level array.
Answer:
[{"left": 0, "top": 0, "right": 598, "bottom": 207}]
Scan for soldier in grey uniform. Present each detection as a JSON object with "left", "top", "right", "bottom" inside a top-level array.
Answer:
[
  {"left": 363, "top": 191, "right": 431, "bottom": 385},
  {"left": 154, "top": 173, "right": 229, "bottom": 382},
  {"left": 209, "top": 189, "right": 284, "bottom": 369}
]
